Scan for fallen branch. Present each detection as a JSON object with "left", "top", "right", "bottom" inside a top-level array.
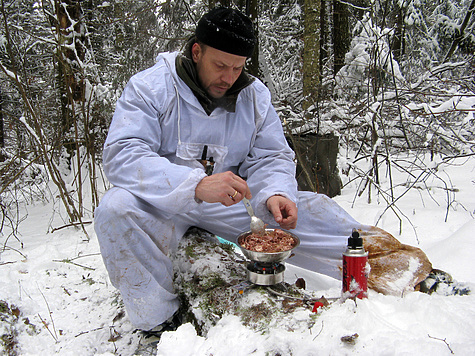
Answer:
[
  {"left": 428, "top": 334, "right": 454, "bottom": 354},
  {"left": 50, "top": 221, "right": 93, "bottom": 233}
]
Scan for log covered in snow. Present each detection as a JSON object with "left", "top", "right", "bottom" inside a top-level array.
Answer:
[{"left": 171, "top": 228, "right": 330, "bottom": 337}]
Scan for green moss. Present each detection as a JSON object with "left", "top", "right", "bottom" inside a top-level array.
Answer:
[
  {"left": 238, "top": 302, "right": 275, "bottom": 330},
  {"left": 220, "top": 242, "right": 236, "bottom": 254},
  {"left": 200, "top": 272, "right": 227, "bottom": 290},
  {"left": 185, "top": 244, "right": 196, "bottom": 258},
  {"left": 82, "top": 276, "right": 95, "bottom": 285},
  {"left": 0, "top": 300, "right": 20, "bottom": 355},
  {"left": 0, "top": 300, "right": 8, "bottom": 314}
]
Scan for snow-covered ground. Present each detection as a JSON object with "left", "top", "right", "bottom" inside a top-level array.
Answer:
[{"left": 1, "top": 154, "right": 474, "bottom": 355}]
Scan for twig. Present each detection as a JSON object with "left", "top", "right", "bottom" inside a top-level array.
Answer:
[
  {"left": 53, "top": 258, "right": 95, "bottom": 271},
  {"left": 71, "top": 253, "right": 102, "bottom": 259},
  {"left": 109, "top": 326, "right": 120, "bottom": 352},
  {"left": 37, "top": 313, "right": 58, "bottom": 342},
  {"left": 75, "top": 326, "right": 105, "bottom": 338},
  {"left": 313, "top": 321, "right": 324, "bottom": 341},
  {"left": 1, "top": 246, "right": 27, "bottom": 259},
  {"left": 38, "top": 287, "right": 58, "bottom": 342},
  {"left": 50, "top": 221, "right": 92, "bottom": 233},
  {"left": 0, "top": 261, "right": 15, "bottom": 266},
  {"left": 442, "top": 152, "right": 475, "bottom": 161},
  {"left": 428, "top": 334, "right": 454, "bottom": 354},
  {"left": 53, "top": 252, "right": 101, "bottom": 270}
]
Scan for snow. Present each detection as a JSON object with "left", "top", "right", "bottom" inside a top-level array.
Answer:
[
  {"left": 1, "top": 155, "right": 475, "bottom": 355},
  {"left": 425, "top": 219, "right": 475, "bottom": 282},
  {"left": 407, "top": 95, "right": 475, "bottom": 115}
]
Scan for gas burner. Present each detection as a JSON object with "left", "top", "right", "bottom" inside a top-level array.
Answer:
[
  {"left": 246, "top": 261, "right": 286, "bottom": 286},
  {"left": 236, "top": 229, "right": 300, "bottom": 286}
]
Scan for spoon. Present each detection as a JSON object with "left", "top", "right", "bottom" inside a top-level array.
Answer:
[{"left": 242, "top": 197, "right": 266, "bottom": 234}]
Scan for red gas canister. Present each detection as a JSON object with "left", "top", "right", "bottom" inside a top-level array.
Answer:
[{"left": 342, "top": 229, "right": 369, "bottom": 299}]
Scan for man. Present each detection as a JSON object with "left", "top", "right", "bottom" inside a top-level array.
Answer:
[{"left": 94, "top": 7, "right": 444, "bottom": 343}]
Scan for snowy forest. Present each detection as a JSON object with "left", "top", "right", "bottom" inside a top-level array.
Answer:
[
  {"left": 1, "top": 0, "right": 474, "bottom": 239},
  {"left": 0, "top": 1, "right": 475, "bottom": 354}
]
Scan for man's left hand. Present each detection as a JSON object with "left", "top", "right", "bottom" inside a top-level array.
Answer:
[{"left": 266, "top": 195, "right": 298, "bottom": 230}]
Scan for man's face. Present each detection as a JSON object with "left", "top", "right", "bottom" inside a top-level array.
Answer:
[{"left": 192, "top": 43, "right": 247, "bottom": 99}]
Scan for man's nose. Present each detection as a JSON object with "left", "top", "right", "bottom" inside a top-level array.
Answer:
[{"left": 221, "top": 68, "right": 236, "bottom": 85}]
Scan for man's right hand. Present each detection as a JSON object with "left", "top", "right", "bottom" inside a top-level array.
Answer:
[{"left": 195, "top": 171, "right": 251, "bottom": 206}]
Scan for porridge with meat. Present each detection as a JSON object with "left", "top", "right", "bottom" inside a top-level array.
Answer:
[{"left": 240, "top": 229, "right": 297, "bottom": 253}]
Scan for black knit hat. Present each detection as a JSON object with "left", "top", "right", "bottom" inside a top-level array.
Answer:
[{"left": 195, "top": 7, "right": 256, "bottom": 57}]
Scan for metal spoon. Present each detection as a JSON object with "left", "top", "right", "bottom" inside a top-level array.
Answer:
[{"left": 242, "top": 197, "right": 265, "bottom": 234}]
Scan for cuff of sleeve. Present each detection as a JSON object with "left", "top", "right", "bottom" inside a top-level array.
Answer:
[
  {"left": 182, "top": 168, "right": 207, "bottom": 210},
  {"left": 254, "top": 192, "right": 296, "bottom": 225}
]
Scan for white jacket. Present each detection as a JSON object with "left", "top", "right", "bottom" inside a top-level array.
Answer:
[{"left": 103, "top": 51, "right": 298, "bottom": 222}]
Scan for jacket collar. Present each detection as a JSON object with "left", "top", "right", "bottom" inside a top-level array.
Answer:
[{"left": 176, "top": 37, "right": 254, "bottom": 115}]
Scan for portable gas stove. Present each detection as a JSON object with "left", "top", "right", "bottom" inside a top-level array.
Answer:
[
  {"left": 246, "top": 260, "right": 286, "bottom": 285},
  {"left": 236, "top": 229, "right": 300, "bottom": 286}
]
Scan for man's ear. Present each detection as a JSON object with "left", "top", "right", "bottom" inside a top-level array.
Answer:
[{"left": 191, "top": 43, "right": 201, "bottom": 63}]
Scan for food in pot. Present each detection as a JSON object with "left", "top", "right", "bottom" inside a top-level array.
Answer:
[{"left": 240, "top": 229, "right": 297, "bottom": 253}]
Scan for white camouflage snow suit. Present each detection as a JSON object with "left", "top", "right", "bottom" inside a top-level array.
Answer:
[{"left": 94, "top": 51, "right": 430, "bottom": 330}]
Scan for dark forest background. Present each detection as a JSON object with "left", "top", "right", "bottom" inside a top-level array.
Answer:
[{"left": 1, "top": 0, "right": 474, "bottom": 240}]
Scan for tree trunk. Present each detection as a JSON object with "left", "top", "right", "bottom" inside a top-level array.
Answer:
[
  {"left": 391, "top": 2, "right": 405, "bottom": 62},
  {"left": 320, "top": 0, "right": 332, "bottom": 71},
  {"left": 302, "top": 0, "right": 321, "bottom": 112},
  {"left": 333, "top": 0, "right": 350, "bottom": 74},
  {"left": 245, "top": 0, "right": 260, "bottom": 79},
  {"left": 54, "top": 0, "right": 86, "bottom": 158},
  {"left": 0, "top": 89, "right": 4, "bottom": 162},
  {"left": 445, "top": 0, "right": 475, "bottom": 62},
  {"left": 287, "top": 133, "right": 342, "bottom": 197}
]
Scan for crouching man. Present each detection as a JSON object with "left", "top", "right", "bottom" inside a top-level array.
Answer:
[{"left": 94, "top": 6, "right": 462, "bottom": 347}]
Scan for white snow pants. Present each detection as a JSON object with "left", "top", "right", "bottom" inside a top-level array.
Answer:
[{"left": 94, "top": 187, "right": 366, "bottom": 330}]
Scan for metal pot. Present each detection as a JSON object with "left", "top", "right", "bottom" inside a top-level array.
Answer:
[{"left": 236, "top": 229, "right": 300, "bottom": 263}]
